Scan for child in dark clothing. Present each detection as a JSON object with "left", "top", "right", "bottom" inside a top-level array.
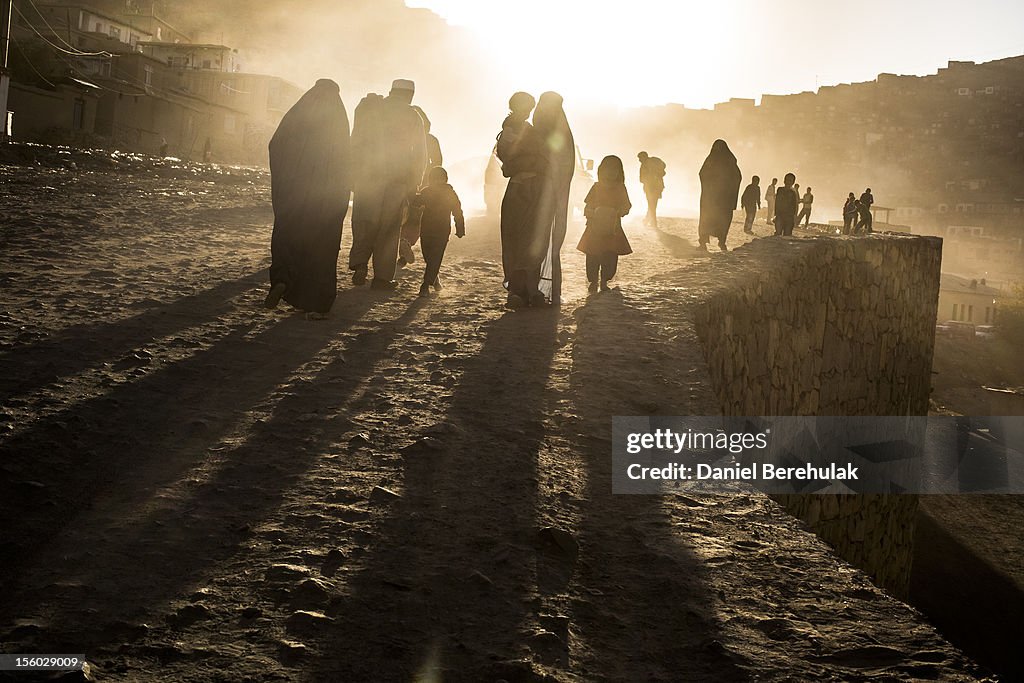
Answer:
[
  {"left": 410, "top": 166, "right": 465, "bottom": 296},
  {"left": 577, "top": 155, "right": 632, "bottom": 292}
]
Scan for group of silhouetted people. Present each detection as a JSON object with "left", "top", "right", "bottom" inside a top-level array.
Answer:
[
  {"left": 264, "top": 78, "right": 465, "bottom": 317},
  {"left": 696, "top": 138, "right": 879, "bottom": 250},
  {"left": 263, "top": 79, "right": 881, "bottom": 317},
  {"left": 843, "top": 188, "right": 875, "bottom": 234}
]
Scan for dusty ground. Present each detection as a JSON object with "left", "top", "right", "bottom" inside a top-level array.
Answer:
[
  {"left": 0, "top": 153, "right": 989, "bottom": 681},
  {"left": 917, "top": 331, "right": 1024, "bottom": 680},
  {"left": 931, "top": 334, "right": 1024, "bottom": 417}
]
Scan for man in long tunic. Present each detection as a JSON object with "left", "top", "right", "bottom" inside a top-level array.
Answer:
[
  {"left": 764, "top": 177, "right": 778, "bottom": 225},
  {"left": 265, "top": 78, "right": 351, "bottom": 316},
  {"left": 638, "top": 151, "right": 666, "bottom": 227},
  {"left": 741, "top": 175, "right": 761, "bottom": 234},
  {"left": 398, "top": 105, "right": 444, "bottom": 267},
  {"left": 348, "top": 78, "right": 427, "bottom": 290}
]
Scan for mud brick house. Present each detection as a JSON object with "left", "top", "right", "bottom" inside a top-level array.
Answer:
[{"left": 6, "top": 1, "right": 301, "bottom": 164}]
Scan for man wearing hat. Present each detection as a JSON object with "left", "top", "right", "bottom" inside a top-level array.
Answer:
[{"left": 349, "top": 78, "right": 428, "bottom": 289}]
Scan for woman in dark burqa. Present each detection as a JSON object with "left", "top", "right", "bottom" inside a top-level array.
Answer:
[
  {"left": 533, "top": 91, "right": 575, "bottom": 305},
  {"left": 697, "top": 139, "right": 742, "bottom": 252},
  {"left": 265, "top": 78, "right": 351, "bottom": 316}
]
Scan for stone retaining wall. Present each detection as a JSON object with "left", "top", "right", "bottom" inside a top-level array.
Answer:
[{"left": 693, "top": 235, "right": 942, "bottom": 596}]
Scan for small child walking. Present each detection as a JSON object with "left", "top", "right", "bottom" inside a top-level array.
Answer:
[
  {"left": 577, "top": 155, "right": 632, "bottom": 292},
  {"left": 410, "top": 166, "right": 465, "bottom": 296}
]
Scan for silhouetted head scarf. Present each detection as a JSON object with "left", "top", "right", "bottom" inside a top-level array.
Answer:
[
  {"left": 698, "top": 138, "right": 742, "bottom": 226},
  {"left": 533, "top": 91, "right": 575, "bottom": 184},
  {"left": 700, "top": 139, "right": 737, "bottom": 177},
  {"left": 597, "top": 155, "right": 625, "bottom": 184},
  {"left": 269, "top": 78, "right": 350, "bottom": 208}
]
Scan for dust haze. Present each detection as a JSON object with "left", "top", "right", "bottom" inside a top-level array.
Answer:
[{"left": 98, "top": 1, "right": 1024, "bottom": 220}]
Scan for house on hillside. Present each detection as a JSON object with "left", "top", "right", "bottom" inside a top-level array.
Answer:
[{"left": 937, "top": 273, "right": 1001, "bottom": 324}]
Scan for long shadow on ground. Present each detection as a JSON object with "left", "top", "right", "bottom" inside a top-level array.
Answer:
[
  {"left": 311, "top": 309, "right": 559, "bottom": 681},
  {"left": 567, "top": 290, "right": 748, "bottom": 681},
  {"left": 0, "top": 289, "right": 386, "bottom": 636},
  {"left": 0, "top": 271, "right": 264, "bottom": 399}
]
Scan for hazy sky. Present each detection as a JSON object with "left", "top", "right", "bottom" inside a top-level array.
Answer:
[{"left": 407, "top": 0, "right": 1024, "bottom": 109}]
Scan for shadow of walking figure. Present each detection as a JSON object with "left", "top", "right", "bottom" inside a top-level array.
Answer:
[{"left": 311, "top": 309, "right": 560, "bottom": 680}]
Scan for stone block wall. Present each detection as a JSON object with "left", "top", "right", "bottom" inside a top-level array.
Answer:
[{"left": 693, "top": 235, "right": 942, "bottom": 596}]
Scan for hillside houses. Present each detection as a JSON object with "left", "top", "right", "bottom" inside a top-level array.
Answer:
[{"left": 5, "top": 0, "right": 301, "bottom": 164}]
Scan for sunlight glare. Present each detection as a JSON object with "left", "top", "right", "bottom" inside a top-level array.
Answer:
[{"left": 406, "top": 0, "right": 740, "bottom": 108}]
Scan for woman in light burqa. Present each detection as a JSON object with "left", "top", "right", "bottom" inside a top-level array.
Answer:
[
  {"left": 697, "top": 139, "right": 742, "bottom": 252},
  {"left": 265, "top": 78, "right": 351, "bottom": 316},
  {"left": 533, "top": 91, "right": 575, "bottom": 305}
]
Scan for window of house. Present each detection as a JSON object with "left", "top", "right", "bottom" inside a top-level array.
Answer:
[
  {"left": 985, "top": 307, "right": 991, "bottom": 323},
  {"left": 110, "top": 26, "right": 121, "bottom": 40},
  {"left": 202, "top": 60, "right": 212, "bottom": 69},
  {"left": 968, "top": 305, "right": 973, "bottom": 322},
  {"left": 144, "top": 65, "right": 153, "bottom": 86},
  {"left": 224, "top": 115, "right": 236, "bottom": 133},
  {"left": 952, "top": 304, "right": 958, "bottom": 320}
]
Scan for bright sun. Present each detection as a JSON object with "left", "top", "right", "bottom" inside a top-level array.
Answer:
[{"left": 407, "top": 0, "right": 741, "bottom": 109}]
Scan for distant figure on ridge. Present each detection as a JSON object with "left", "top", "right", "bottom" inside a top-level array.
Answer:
[
  {"left": 637, "top": 151, "right": 666, "bottom": 227},
  {"left": 697, "top": 139, "right": 742, "bottom": 251},
  {"left": 577, "top": 155, "right": 632, "bottom": 293},
  {"left": 398, "top": 105, "right": 444, "bottom": 268},
  {"left": 410, "top": 166, "right": 464, "bottom": 297},
  {"left": 796, "top": 186, "right": 814, "bottom": 227},
  {"left": 533, "top": 91, "right": 576, "bottom": 305},
  {"left": 348, "top": 78, "right": 427, "bottom": 290},
  {"left": 496, "top": 91, "right": 546, "bottom": 309},
  {"left": 265, "top": 78, "right": 351, "bottom": 317},
  {"left": 856, "top": 187, "right": 874, "bottom": 233},
  {"left": 764, "top": 177, "right": 777, "bottom": 225},
  {"left": 741, "top": 175, "right": 761, "bottom": 234},
  {"left": 842, "top": 192, "right": 858, "bottom": 234},
  {"left": 792, "top": 183, "right": 801, "bottom": 227},
  {"left": 773, "top": 173, "right": 798, "bottom": 236}
]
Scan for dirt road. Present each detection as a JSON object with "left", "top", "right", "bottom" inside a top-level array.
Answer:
[{"left": 0, "top": 158, "right": 983, "bottom": 681}]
